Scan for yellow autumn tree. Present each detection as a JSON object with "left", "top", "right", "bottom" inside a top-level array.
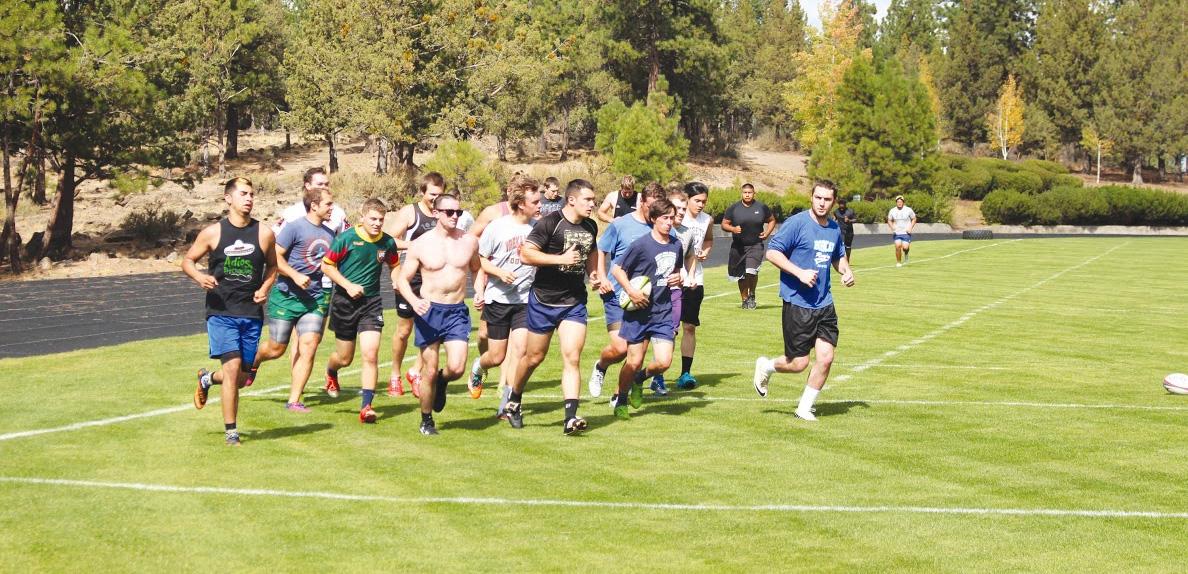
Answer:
[
  {"left": 917, "top": 57, "right": 944, "bottom": 144},
  {"left": 1080, "top": 125, "right": 1114, "bottom": 184},
  {"left": 784, "top": 1, "right": 869, "bottom": 152},
  {"left": 986, "top": 74, "right": 1025, "bottom": 160}
]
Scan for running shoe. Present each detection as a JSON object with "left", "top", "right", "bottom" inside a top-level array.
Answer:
[
  {"left": 650, "top": 375, "right": 668, "bottom": 396},
  {"left": 794, "top": 408, "right": 818, "bottom": 422},
  {"left": 406, "top": 370, "right": 422, "bottom": 399},
  {"left": 324, "top": 371, "right": 340, "bottom": 398},
  {"left": 285, "top": 402, "right": 311, "bottom": 413},
  {"left": 194, "top": 368, "right": 210, "bottom": 410},
  {"left": 468, "top": 359, "right": 484, "bottom": 399},
  {"left": 359, "top": 405, "right": 377, "bottom": 424},
  {"left": 387, "top": 375, "right": 405, "bottom": 397},
  {"left": 419, "top": 419, "right": 438, "bottom": 435},
  {"left": 505, "top": 401, "right": 524, "bottom": 429},
  {"left": 753, "top": 356, "right": 772, "bottom": 397},
  {"left": 433, "top": 377, "right": 448, "bottom": 413},
  {"left": 242, "top": 367, "right": 258, "bottom": 388},
  {"left": 588, "top": 365, "right": 605, "bottom": 398},
  {"left": 676, "top": 372, "right": 697, "bottom": 390},
  {"left": 497, "top": 384, "right": 511, "bottom": 420},
  {"left": 225, "top": 432, "right": 242, "bottom": 447},
  {"left": 564, "top": 416, "right": 588, "bottom": 435},
  {"left": 629, "top": 380, "right": 644, "bottom": 409},
  {"left": 613, "top": 396, "right": 630, "bottom": 420}
]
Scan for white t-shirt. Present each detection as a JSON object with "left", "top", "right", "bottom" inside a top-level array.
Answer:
[
  {"left": 887, "top": 206, "right": 916, "bottom": 234},
  {"left": 477, "top": 215, "right": 535, "bottom": 304},
  {"left": 276, "top": 201, "right": 349, "bottom": 234},
  {"left": 678, "top": 211, "right": 713, "bottom": 286}
]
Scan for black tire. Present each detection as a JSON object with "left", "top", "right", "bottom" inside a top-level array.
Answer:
[{"left": 962, "top": 229, "right": 994, "bottom": 240}]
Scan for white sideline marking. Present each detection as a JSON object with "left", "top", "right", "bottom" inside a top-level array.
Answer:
[
  {"left": 1, "top": 476, "right": 1185, "bottom": 519},
  {"left": 833, "top": 242, "right": 1127, "bottom": 383},
  {"left": 0, "top": 241, "right": 1012, "bottom": 441}
]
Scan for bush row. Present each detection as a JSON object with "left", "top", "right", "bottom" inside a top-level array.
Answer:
[
  {"left": 938, "top": 155, "right": 1080, "bottom": 200},
  {"left": 705, "top": 188, "right": 950, "bottom": 225},
  {"left": 981, "top": 185, "right": 1188, "bottom": 226}
]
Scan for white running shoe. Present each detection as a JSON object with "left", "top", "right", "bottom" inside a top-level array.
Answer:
[
  {"left": 896, "top": 263, "right": 903, "bottom": 268},
  {"left": 753, "top": 357, "right": 772, "bottom": 398},
  {"left": 588, "top": 365, "right": 605, "bottom": 398},
  {"left": 794, "top": 408, "right": 818, "bottom": 422}
]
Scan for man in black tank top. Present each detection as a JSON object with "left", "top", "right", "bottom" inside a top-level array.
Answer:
[
  {"left": 182, "top": 177, "right": 278, "bottom": 446},
  {"left": 597, "top": 175, "right": 639, "bottom": 223},
  {"left": 381, "top": 171, "right": 444, "bottom": 397}
]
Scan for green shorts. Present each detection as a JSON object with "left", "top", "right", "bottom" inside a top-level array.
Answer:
[{"left": 267, "top": 288, "right": 330, "bottom": 321}]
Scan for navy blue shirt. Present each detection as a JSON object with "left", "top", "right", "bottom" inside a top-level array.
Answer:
[
  {"left": 615, "top": 232, "right": 682, "bottom": 322},
  {"left": 766, "top": 211, "right": 846, "bottom": 309}
]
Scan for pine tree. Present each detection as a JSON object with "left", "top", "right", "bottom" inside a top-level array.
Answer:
[
  {"left": 879, "top": 0, "right": 940, "bottom": 54},
  {"left": 594, "top": 80, "right": 689, "bottom": 183},
  {"left": 1025, "top": 0, "right": 1105, "bottom": 147}
]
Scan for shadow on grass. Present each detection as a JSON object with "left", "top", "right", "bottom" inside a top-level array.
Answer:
[
  {"left": 761, "top": 400, "right": 869, "bottom": 419},
  {"left": 243, "top": 422, "right": 333, "bottom": 442},
  {"left": 675, "top": 372, "right": 731, "bottom": 390}
]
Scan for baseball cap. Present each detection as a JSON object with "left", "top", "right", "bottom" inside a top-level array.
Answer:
[{"left": 894, "top": 195, "right": 905, "bottom": 201}]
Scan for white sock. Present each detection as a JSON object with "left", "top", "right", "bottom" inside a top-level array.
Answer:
[
  {"left": 471, "top": 357, "right": 483, "bottom": 376},
  {"left": 762, "top": 358, "right": 776, "bottom": 374},
  {"left": 797, "top": 385, "right": 820, "bottom": 413}
]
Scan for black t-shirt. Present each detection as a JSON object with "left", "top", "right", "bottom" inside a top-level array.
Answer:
[
  {"left": 724, "top": 200, "right": 772, "bottom": 246},
  {"left": 525, "top": 210, "right": 598, "bottom": 307},
  {"left": 834, "top": 207, "right": 856, "bottom": 236}
]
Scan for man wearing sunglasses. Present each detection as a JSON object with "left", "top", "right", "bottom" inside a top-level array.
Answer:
[{"left": 394, "top": 194, "right": 481, "bottom": 436}]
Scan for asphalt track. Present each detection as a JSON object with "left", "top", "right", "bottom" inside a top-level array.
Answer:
[{"left": 0, "top": 233, "right": 1056, "bottom": 358}]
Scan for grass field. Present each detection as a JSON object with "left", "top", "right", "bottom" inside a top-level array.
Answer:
[{"left": 3, "top": 237, "right": 1188, "bottom": 572}]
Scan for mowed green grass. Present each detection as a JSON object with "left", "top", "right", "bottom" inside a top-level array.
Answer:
[{"left": 3, "top": 237, "right": 1188, "bottom": 572}]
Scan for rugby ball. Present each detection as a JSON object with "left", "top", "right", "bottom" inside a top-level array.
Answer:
[
  {"left": 618, "top": 275, "right": 652, "bottom": 312},
  {"left": 1163, "top": 373, "right": 1188, "bottom": 395}
]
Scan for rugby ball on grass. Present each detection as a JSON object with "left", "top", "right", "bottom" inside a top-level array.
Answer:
[
  {"left": 1163, "top": 373, "right": 1188, "bottom": 395},
  {"left": 618, "top": 275, "right": 652, "bottom": 312}
]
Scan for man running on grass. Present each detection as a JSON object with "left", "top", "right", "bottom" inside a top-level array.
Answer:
[
  {"left": 382, "top": 172, "right": 445, "bottom": 396},
  {"left": 470, "top": 178, "right": 542, "bottom": 414},
  {"left": 752, "top": 180, "right": 854, "bottom": 422},
  {"left": 252, "top": 185, "right": 337, "bottom": 412},
  {"left": 675, "top": 181, "right": 713, "bottom": 389},
  {"left": 186, "top": 177, "right": 278, "bottom": 446},
  {"left": 321, "top": 199, "right": 400, "bottom": 424},
  {"left": 504, "top": 179, "right": 600, "bottom": 434},
  {"left": 887, "top": 195, "right": 916, "bottom": 267},
  {"left": 609, "top": 199, "right": 684, "bottom": 419},
  {"left": 721, "top": 183, "right": 774, "bottom": 309},
  {"left": 395, "top": 193, "right": 481, "bottom": 436}
]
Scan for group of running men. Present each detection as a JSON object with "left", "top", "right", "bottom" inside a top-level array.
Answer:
[{"left": 184, "top": 168, "right": 856, "bottom": 446}]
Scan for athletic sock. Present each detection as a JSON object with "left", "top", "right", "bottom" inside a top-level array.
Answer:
[
  {"left": 633, "top": 369, "right": 648, "bottom": 385},
  {"left": 509, "top": 391, "right": 523, "bottom": 403},
  {"left": 327, "top": 367, "right": 338, "bottom": 378},
  {"left": 595, "top": 362, "right": 607, "bottom": 374},
  {"left": 421, "top": 412, "right": 433, "bottom": 424},
  {"left": 797, "top": 385, "right": 820, "bottom": 413},
  {"left": 564, "top": 399, "right": 578, "bottom": 420},
  {"left": 361, "top": 389, "right": 375, "bottom": 409},
  {"left": 471, "top": 357, "right": 483, "bottom": 376},
  {"left": 224, "top": 423, "right": 236, "bottom": 431},
  {"left": 681, "top": 356, "right": 694, "bottom": 375},
  {"left": 224, "top": 423, "right": 237, "bottom": 439},
  {"left": 200, "top": 371, "right": 213, "bottom": 389}
]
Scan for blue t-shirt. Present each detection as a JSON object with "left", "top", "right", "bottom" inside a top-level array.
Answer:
[
  {"left": 275, "top": 216, "right": 337, "bottom": 300},
  {"left": 767, "top": 210, "right": 846, "bottom": 309},
  {"left": 615, "top": 233, "right": 682, "bottom": 322},
  {"left": 597, "top": 212, "right": 652, "bottom": 291}
]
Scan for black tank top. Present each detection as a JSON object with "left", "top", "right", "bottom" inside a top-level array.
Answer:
[
  {"left": 206, "top": 218, "right": 266, "bottom": 319},
  {"left": 402, "top": 203, "right": 437, "bottom": 292},
  {"left": 614, "top": 192, "right": 637, "bottom": 219}
]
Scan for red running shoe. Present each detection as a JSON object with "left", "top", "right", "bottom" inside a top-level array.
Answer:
[
  {"left": 324, "top": 371, "right": 340, "bottom": 398},
  {"left": 359, "top": 405, "right": 377, "bottom": 424}
]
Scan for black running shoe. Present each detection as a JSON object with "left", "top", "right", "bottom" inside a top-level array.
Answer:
[
  {"left": 433, "top": 377, "right": 448, "bottom": 413},
  {"left": 419, "top": 419, "right": 438, "bottom": 435},
  {"left": 564, "top": 416, "right": 588, "bottom": 435},
  {"left": 505, "top": 401, "right": 524, "bottom": 429}
]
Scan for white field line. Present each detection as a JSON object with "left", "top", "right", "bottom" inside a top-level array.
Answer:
[
  {"left": 704, "top": 239, "right": 1020, "bottom": 302},
  {"left": 0, "top": 242, "right": 1006, "bottom": 442},
  {"left": 586, "top": 394, "right": 1188, "bottom": 412},
  {"left": 1, "top": 476, "right": 1186, "bottom": 519},
  {"left": 833, "top": 242, "right": 1128, "bottom": 383}
]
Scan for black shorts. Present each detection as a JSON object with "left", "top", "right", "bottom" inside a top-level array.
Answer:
[
  {"left": 680, "top": 286, "right": 704, "bottom": 326},
  {"left": 330, "top": 294, "right": 385, "bottom": 341},
  {"left": 782, "top": 302, "right": 839, "bottom": 359},
  {"left": 842, "top": 231, "right": 854, "bottom": 248},
  {"left": 481, "top": 301, "right": 528, "bottom": 340},
  {"left": 393, "top": 291, "right": 416, "bottom": 320},
  {"left": 728, "top": 242, "right": 765, "bottom": 278}
]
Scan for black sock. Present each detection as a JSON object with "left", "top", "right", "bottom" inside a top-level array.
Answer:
[
  {"left": 438, "top": 369, "right": 445, "bottom": 384},
  {"left": 634, "top": 369, "right": 648, "bottom": 385},
  {"left": 510, "top": 391, "right": 522, "bottom": 403},
  {"left": 327, "top": 367, "right": 338, "bottom": 377},
  {"left": 421, "top": 412, "right": 433, "bottom": 424},
  {"left": 224, "top": 423, "right": 236, "bottom": 432},
  {"left": 681, "top": 356, "right": 693, "bottom": 374},
  {"left": 564, "top": 399, "right": 578, "bottom": 420},
  {"left": 595, "top": 362, "right": 607, "bottom": 374}
]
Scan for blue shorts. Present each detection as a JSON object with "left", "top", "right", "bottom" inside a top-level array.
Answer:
[
  {"left": 601, "top": 291, "right": 624, "bottom": 330},
  {"left": 414, "top": 302, "right": 472, "bottom": 349},
  {"left": 207, "top": 315, "right": 263, "bottom": 366},
  {"left": 619, "top": 313, "right": 676, "bottom": 345},
  {"left": 526, "top": 292, "right": 587, "bottom": 334},
  {"left": 894, "top": 233, "right": 912, "bottom": 244}
]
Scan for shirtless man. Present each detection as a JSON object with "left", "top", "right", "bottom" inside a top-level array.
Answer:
[{"left": 394, "top": 193, "right": 481, "bottom": 436}]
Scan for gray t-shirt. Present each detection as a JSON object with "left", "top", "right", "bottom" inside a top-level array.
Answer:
[
  {"left": 478, "top": 215, "right": 535, "bottom": 304},
  {"left": 887, "top": 206, "right": 916, "bottom": 234}
]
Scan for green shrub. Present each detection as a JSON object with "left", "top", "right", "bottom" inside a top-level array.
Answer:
[
  {"left": 424, "top": 140, "right": 502, "bottom": 211},
  {"left": 122, "top": 202, "right": 183, "bottom": 242},
  {"left": 991, "top": 169, "right": 1045, "bottom": 195},
  {"left": 1050, "top": 174, "right": 1083, "bottom": 188},
  {"left": 952, "top": 165, "right": 994, "bottom": 199},
  {"left": 109, "top": 170, "right": 148, "bottom": 198},
  {"left": 1035, "top": 187, "right": 1109, "bottom": 225},
  {"left": 983, "top": 185, "right": 1188, "bottom": 226},
  {"left": 981, "top": 190, "right": 1037, "bottom": 225},
  {"left": 705, "top": 188, "right": 811, "bottom": 223},
  {"left": 1020, "top": 158, "right": 1069, "bottom": 175},
  {"left": 842, "top": 193, "right": 951, "bottom": 225}
]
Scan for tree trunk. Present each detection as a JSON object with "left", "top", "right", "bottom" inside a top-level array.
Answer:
[
  {"left": 646, "top": 4, "right": 660, "bottom": 95},
  {"left": 32, "top": 143, "right": 46, "bottom": 204},
  {"left": 1131, "top": 159, "right": 1144, "bottom": 184},
  {"left": 1095, "top": 145, "right": 1101, "bottom": 184},
  {"left": 225, "top": 104, "right": 240, "bottom": 160},
  {"left": 41, "top": 152, "right": 75, "bottom": 260},
  {"left": 328, "top": 135, "right": 339, "bottom": 173},
  {"left": 560, "top": 107, "right": 570, "bottom": 161},
  {"left": 2, "top": 119, "right": 20, "bottom": 272},
  {"left": 402, "top": 142, "right": 414, "bottom": 168},
  {"left": 538, "top": 122, "right": 548, "bottom": 157},
  {"left": 496, "top": 135, "right": 508, "bottom": 162},
  {"left": 284, "top": 129, "right": 291, "bottom": 151},
  {"left": 376, "top": 137, "right": 387, "bottom": 174}
]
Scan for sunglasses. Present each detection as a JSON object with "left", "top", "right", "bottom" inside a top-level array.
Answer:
[{"left": 437, "top": 209, "right": 463, "bottom": 217}]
